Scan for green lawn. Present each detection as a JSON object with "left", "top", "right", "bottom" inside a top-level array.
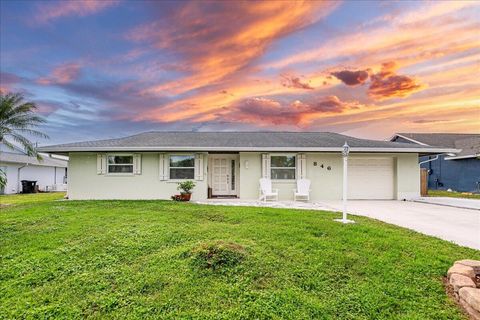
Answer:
[
  {"left": 428, "top": 189, "right": 480, "bottom": 199},
  {"left": 0, "top": 192, "right": 65, "bottom": 206},
  {"left": 1, "top": 194, "right": 478, "bottom": 319}
]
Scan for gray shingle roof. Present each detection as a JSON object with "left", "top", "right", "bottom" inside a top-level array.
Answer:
[
  {"left": 396, "top": 133, "right": 479, "bottom": 147},
  {"left": 395, "top": 133, "right": 480, "bottom": 157},
  {"left": 453, "top": 137, "right": 480, "bottom": 157},
  {"left": 0, "top": 152, "right": 68, "bottom": 167},
  {"left": 38, "top": 131, "right": 457, "bottom": 154}
]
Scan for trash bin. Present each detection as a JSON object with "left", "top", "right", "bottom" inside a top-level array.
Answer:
[{"left": 21, "top": 180, "right": 37, "bottom": 193}]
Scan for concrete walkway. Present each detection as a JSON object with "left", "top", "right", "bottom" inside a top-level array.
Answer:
[
  {"left": 413, "top": 197, "right": 480, "bottom": 210},
  {"left": 196, "top": 199, "right": 480, "bottom": 250},
  {"left": 195, "top": 199, "right": 333, "bottom": 211}
]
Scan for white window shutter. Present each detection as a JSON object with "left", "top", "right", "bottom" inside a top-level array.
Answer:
[
  {"left": 261, "top": 153, "right": 271, "bottom": 179},
  {"left": 159, "top": 153, "right": 167, "bottom": 180},
  {"left": 97, "top": 154, "right": 106, "bottom": 174},
  {"left": 195, "top": 153, "right": 204, "bottom": 180},
  {"left": 133, "top": 154, "right": 142, "bottom": 175},
  {"left": 296, "top": 154, "right": 307, "bottom": 179}
]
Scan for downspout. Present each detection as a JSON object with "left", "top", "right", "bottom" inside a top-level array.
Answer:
[
  {"left": 419, "top": 155, "right": 439, "bottom": 166},
  {"left": 17, "top": 163, "right": 28, "bottom": 193}
]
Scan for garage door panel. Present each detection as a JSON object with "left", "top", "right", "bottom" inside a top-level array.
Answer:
[{"left": 348, "top": 158, "right": 394, "bottom": 199}]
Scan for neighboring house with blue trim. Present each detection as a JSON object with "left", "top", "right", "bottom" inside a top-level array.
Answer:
[{"left": 390, "top": 133, "right": 480, "bottom": 193}]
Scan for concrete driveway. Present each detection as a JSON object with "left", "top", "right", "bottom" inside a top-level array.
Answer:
[
  {"left": 322, "top": 200, "right": 480, "bottom": 250},
  {"left": 414, "top": 197, "right": 480, "bottom": 210}
]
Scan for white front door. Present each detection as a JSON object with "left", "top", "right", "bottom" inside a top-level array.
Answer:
[{"left": 211, "top": 155, "right": 238, "bottom": 196}]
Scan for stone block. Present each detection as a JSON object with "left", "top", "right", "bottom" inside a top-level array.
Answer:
[
  {"left": 459, "top": 287, "right": 480, "bottom": 313},
  {"left": 450, "top": 273, "right": 476, "bottom": 292},
  {"left": 456, "top": 259, "right": 480, "bottom": 274},
  {"left": 448, "top": 263, "right": 475, "bottom": 280}
]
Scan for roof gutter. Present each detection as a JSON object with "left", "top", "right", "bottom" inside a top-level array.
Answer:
[
  {"left": 38, "top": 146, "right": 460, "bottom": 154},
  {"left": 444, "top": 154, "right": 479, "bottom": 160}
]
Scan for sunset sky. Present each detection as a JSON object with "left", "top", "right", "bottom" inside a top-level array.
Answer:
[{"left": 1, "top": 0, "right": 479, "bottom": 145}]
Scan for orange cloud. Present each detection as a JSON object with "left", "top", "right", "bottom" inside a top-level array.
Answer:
[
  {"left": 35, "top": 0, "right": 118, "bottom": 24},
  {"left": 221, "top": 95, "right": 364, "bottom": 126},
  {"left": 37, "top": 63, "right": 81, "bottom": 85},
  {"left": 368, "top": 62, "right": 425, "bottom": 100},
  {"left": 127, "top": 1, "right": 338, "bottom": 96},
  {"left": 265, "top": 2, "right": 479, "bottom": 71}
]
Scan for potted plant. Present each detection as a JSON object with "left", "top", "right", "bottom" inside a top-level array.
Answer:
[{"left": 176, "top": 180, "right": 196, "bottom": 201}]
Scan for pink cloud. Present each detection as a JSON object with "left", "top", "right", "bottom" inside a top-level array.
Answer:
[
  {"left": 281, "top": 74, "right": 314, "bottom": 90},
  {"left": 35, "top": 0, "right": 118, "bottom": 24},
  {"left": 37, "top": 63, "right": 82, "bottom": 85},
  {"left": 0, "top": 72, "right": 22, "bottom": 93},
  {"left": 223, "top": 95, "right": 363, "bottom": 126}
]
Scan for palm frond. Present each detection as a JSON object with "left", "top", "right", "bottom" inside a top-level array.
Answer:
[{"left": 0, "top": 92, "right": 49, "bottom": 159}]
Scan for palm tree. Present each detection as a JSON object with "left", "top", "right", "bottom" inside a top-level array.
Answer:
[{"left": 0, "top": 92, "right": 49, "bottom": 158}]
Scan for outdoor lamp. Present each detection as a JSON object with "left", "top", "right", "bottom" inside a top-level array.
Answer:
[
  {"left": 335, "top": 141, "right": 355, "bottom": 224},
  {"left": 342, "top": 142, "right": 350, "bottom": 157}
]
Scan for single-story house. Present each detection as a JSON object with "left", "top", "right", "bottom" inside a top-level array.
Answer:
[
  {"left": 38, "top": 131, "right": 456, "bottom": 201},
  {"left": 0, "top": 142, "right": 68, "bottom": 194},
  {"left": 390, "top": 133, "right": 480, "bottom": 192}
]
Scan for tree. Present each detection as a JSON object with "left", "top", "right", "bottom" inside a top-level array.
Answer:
[{"left": 0, "top": 92, "right": 48, "bottom": 159}]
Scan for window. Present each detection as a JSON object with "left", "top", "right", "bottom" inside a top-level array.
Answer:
[
  {"left": 107, "top": 155, "right": 133, "bottom": 174},
  {"left": 271, "top": 155, "right": 295, "bottom": 180},
  {"left": 170, "top": 155, "right": 195, "bottom": 179}
]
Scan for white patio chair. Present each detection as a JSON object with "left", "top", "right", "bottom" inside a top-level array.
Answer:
[
  {"left": 293, "top": 179, "right": 311, "bottom": 201},
  {"left": 259, "top": 178, "right": 279, "bottom": 202}
]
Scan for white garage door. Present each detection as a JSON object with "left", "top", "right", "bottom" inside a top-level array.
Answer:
[{"left": 348, "top": 158, "right": 394, "bottom": 199}]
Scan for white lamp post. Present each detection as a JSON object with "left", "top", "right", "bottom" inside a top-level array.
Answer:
[{"left": 335, "top": 142, "right": 355, "bottom": 224}]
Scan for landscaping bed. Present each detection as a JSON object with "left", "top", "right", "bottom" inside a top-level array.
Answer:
[{"left": 1, "top": 193, "right": 479, "bottom": 319}]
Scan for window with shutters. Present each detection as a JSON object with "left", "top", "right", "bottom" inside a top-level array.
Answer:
[
  {"left": 271, "top": 155, "right": 296, "bottom": 180},
  {"left": 107, "top": 155, "right": 134, "bottom": 174},
  {"left": 170, "top": 155, "right": 195, "bottom": 179}
]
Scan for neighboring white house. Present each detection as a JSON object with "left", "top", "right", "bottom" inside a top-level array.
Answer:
[
  {"left": 38, "top": 132, "right": 456, "bottom": 201},
  {"left": 0, "top": 142, "right": 68, "bottom": 194}
]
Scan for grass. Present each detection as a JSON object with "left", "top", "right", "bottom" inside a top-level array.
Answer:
[
  {"left": 428, "top": 189, "right": 480, "bottom": 199},
  {"left": 1, "top": 194, "right": 479, "bottom": 319},
  {"left": 0, "top": 192, "right": 65, "bottom": 205}
]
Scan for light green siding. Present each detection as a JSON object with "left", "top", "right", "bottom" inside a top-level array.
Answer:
[
  {"left": 68, "top": 152, "right": 420, "bottom": 201},
  {"left": 396, "top": 153, "right": 420, "bottom": 199},
  {"left": 307, "top": 153, "right": 344, "bottom": 200},
  {"left": 68, "top": 152, "right": 208, "bottom": 200}
]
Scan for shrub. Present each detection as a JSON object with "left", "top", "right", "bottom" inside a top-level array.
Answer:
[{"left": 190, "top": 241, "right": 246, "bottom": 270}]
